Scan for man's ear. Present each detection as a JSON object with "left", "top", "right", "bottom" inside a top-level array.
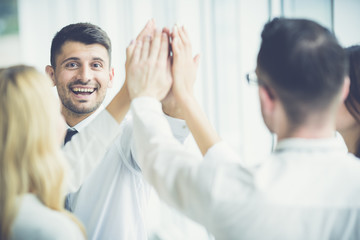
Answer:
[
  {"left": 340, "top": 76, "right": 350, "bottom": 102},
  {"left": 45, "top": 65, "right": 56, "bottom": 86},
  {"left": 259, "top": 85, "right": 278, "bottom": 133},
  {"left": 259, "top": 85, "right": 276, "bottom": 116},
  {"left": 108, "top": 67, "right": 114, "bottom": 88}
]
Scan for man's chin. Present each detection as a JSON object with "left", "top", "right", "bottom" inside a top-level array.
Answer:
[{"left": 66, "top": 105, "right": 100, "bottom": 115}]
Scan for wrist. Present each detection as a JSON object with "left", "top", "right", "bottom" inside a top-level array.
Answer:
[
  {"left": 177, "top": 94, "right": 197, "bottom": 117},
  {"left": 162, "top": 105, "right": 184, "bottom": 119},
  {"left": 177, "top": 93, "right": 196, "bottom": 106},
  {"left": 128, "top": 88, "right": 157, "bottom": 100}
]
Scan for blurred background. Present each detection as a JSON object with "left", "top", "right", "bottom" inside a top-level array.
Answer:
[{"left": 0, "top": 0, "right": 359, "bottom": 239}]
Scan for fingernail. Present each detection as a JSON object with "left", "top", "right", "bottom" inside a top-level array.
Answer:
[{"left": 129, "top": 39, "right": 134, "bottom": 45}]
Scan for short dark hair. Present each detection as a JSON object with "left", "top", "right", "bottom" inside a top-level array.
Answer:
[
  {"left": 50, "top": 23, "right": 112, "bottom": 68},
  {"left": 345, "top": 45, "right": 360, "bottom": 158},
  {"left": 257, "top": 18, "right": 348, "bottom": 125},
  {"left": 345, "top": 45, "right": 360, "bottom": 122}
]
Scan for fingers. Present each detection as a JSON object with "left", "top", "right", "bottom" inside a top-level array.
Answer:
[
  {"left": 126, "top": 40, "right": 136, "bottom": 62},
  {"left": 178, "top": 26, "right": 189, "bottom": 45},
  {"left": 148, "top": 30, "right": 162, "bottom": 62},
  {"left": 140, "top": 36, "right": 151, "bottom": 62},
  {"left": 172, "top": 25, "right": 193, "bottom": 58},
  {"left": 158, "top": 32, "right": 170, "bottom": 63},
  {"left": 171, "top": 25, "right": 181, "bottom": 55},
  {"left": 136, "top": 19, "right": 156, "bottom": 41},
  {"left": 129, "top": 24, "right": 194, "bottom": 67},
  {"left": 132, "top": 40, "right": 142, "bottom": 64},
  {"left": 162, "top": 27, "right": 171, "bottom": 36},
  {"left": 130, "top": 29, "right": 169, "bottom": 65},
  {"left": 162, "top": 28, "right": 172, "bottom": 57},
  {"left": 127, "top": 19, "right": 155, "bottom": 65}
]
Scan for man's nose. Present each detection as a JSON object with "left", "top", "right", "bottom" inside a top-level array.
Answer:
[{"left": 77, "top": 65, "right": 93, "bottom": 82}]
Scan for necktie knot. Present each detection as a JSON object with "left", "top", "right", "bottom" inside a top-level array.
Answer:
[{"left": 64, "top": 128, "right": 78, "bottom": 145}]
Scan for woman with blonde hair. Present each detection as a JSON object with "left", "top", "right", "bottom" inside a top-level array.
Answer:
[
  {"left": 337, "top": 45, "right": 360, "bottom": 158},
  {"left": 0, "top": 65, "right": 85, "bottom": 239}
]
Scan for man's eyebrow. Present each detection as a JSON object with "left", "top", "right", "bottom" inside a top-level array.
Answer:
[
  {"left": 60, "top": 57, "right": 105, "bottom": 66},
  {"left": 92, "top": 57, "right": 105, "bottom": 62},
  {"left": 61, "top": 57, "right": 80, "bottom": 66}
]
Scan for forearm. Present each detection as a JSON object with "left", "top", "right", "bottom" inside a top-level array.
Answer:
[
  {"left": 181, "top": 96, "right": 221, "bottom": 156},
  {"left": 106, "top": 83, "right": 130, "bottom": 123},
  {"left": 131, "top": 97, "right": 213, "bottom": 224}
]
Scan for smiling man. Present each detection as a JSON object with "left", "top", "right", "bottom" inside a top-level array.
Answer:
[
  {"left": 46, "top": 24, "right": 114, "bottom": 128},
  {"left": 45, "top": 22, "right": 198, "bottom": 239}
]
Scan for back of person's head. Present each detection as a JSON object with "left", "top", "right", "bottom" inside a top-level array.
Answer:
[
  {"left": 50, "top": 22, "right": 112, "bottom": 68},
  {"left": 345, "top": 45, "right": 360, "bottom": 122},
  {"left": 0, "top": 65, "right": 83, "bottom": 239},
  {"left": 257, "top": 18, "right": 348, "bottom": 126}
]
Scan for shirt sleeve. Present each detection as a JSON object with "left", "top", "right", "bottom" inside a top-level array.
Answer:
[
  {"left": 131, "top": 97, "right": 223, "bottom": 227},
  {"left": 204, "top": 141, "right": 242, "bottom": 163},
  {"left": 63, "top": 110, "right": 122, "bottom": 192},
  {"left": 129, "top": 105, "right": 191, "bottom": 171}
]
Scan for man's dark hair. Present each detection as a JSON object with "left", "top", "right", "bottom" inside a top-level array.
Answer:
[
  {"left": 257, "top": 18, "right": 348, "bottom": 125},
  {"left": 345, "top": 45, "right": 360, "bottom": 122},
  {"left": 345, "top": 45, "right": 360, "bottom": 157},
  {"left": 50, "top": 22, "right": 112, "bottom": 68}
]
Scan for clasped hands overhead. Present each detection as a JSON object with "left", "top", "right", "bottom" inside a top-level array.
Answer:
[{"left": 125, "top": 19, "right": 200, "bottom": 109}]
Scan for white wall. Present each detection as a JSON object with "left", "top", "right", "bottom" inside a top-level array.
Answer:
[
  {"left": 334, "top": 0, "right": 360, "bottom": 47},
  {"left": 12, "top": 0, "right": 274, "bottom": 163},
  {"left": 1, "top": 0, "right": 357, "bottom": 162},
  {"left": 6, "top": 0, "right": 357, "bottom": 164}
]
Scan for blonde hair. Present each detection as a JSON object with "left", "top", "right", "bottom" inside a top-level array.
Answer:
[{"left": 0, "top": 65, "right": 85, "bottom": 239}]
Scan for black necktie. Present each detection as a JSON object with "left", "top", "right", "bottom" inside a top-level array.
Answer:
[{"left": 64, "top": 128, "right": 78, "bottom": 145}]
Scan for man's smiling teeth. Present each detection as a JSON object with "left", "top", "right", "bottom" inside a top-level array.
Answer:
[{"left": 72, "top": 88, "right": 95, "bottom": 93}]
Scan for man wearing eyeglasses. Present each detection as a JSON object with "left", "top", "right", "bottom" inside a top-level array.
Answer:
[{"left": 125, "top": 19, "right": 360, "bottom": 239}]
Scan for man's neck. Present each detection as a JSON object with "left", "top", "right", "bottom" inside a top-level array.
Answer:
[
  {"left": 339, "top": 124, "right": 360, "bottom": 154},
  {"left": 276, "top": 116, "right": 336, "bottom": 142},
  {"left": 62, "top": 108, "right": 94, "bottom": 127}
]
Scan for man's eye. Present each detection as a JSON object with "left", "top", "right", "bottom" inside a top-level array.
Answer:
[
  {"left": 93, "top": 63, "right": 102, "bottom": 68},
  {"left": 66, "top": 62, "right": 79, "bottom": 68}
]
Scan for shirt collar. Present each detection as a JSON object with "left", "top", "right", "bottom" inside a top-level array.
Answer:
[
  {"left": 67, "top": 105, "right": 104, "bottom": 133},
  {"left": 163, "top": 114, "right": 190, "bottom": 144},
  {"left": 275, "top": 134, "right": 348, "bottom": 154}
]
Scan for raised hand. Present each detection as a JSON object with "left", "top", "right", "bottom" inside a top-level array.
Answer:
[
  {"left": 170, "top": 25, "right": 220, "bottom": 155},
  {"left": 124, "top": 19, "right": 156, "bottom": 84},
  {"left": 159, "top": 27, "right": 182, "bottom": 118},
  {"left": 105, "top": 20, "right": 157, "bottom": 124},
  {"left": 126, "top": 29, "right": 172, "bottom": 100},
  {"left": 171, "top": 25, "right": 200, "bottom": 106},
  {"left": 136, "top": 19, "right": 156, "bottom": 41}
]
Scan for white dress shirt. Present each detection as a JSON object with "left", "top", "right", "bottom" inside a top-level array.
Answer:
[
  {"left": 63, "top": 108, "right": 121, "bottom": 193},
  {"left": 64, "top": 107, "right": 197, "bottom": 239},
  {"left": 11, "top": 194, "right": 84, "bottom": 240},
  {"left": 131, "top": 97, "right": 360, "bottom": 240}
]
